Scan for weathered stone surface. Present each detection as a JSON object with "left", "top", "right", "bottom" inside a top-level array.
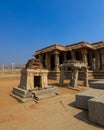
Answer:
[
  {"left": 32, "top": 86, "right": 58, "bottom": 100},
  {"left": 60, "top": 60, "right": 88, "bottom": 88},
  {"left": 11, "top": 87, "right": 33, "bottom": 103},
  {"left": 26, "top": 58, "right": 43, "bottom": 69},
  {"left": 19, "top": 69, "right": 49, "bottom": 90},
  {"left": 76, "top": 89, "right": 104, "bottom": 110},
  {"left": 89, "top": 80, "right": 104, "bottom": 89},
  {"left": 88, "top": 95, "right": 104, "bottom": 126}
]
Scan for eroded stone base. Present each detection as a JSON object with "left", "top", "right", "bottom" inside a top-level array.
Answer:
[
  {"left": 88, "top": 95, "right": 104, "bottom": 126},
  {"left": 89, "top": 80, "right": 104, "bottom": 89},
  {"left": 32, "top": 86, "right": 59, "bottom": 100},
  {"left": 76, "top": 89, "right": 104, "bottom": 110},
  {"left": 11, "top": 87, "right": 33, "bottom": 103},
  {"left": 11, "top": 86, "right": 59, "bottom": 102}
]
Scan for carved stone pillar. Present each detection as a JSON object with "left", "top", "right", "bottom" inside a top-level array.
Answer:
[
  {"left": 45, "top": 53, "right": 51, "bottom": 70},
  {"left": 39, "top": 54, "right": 43, "bottom": 64},
  {"left": 71, "top": 50, "right": 75, "bottom": 60},
  {"left": 54, "top": 50, "right": 60, "bottom": 71},
  {"left": 81, "top": 48, "right": 88, "bottom": 65},
  {"left": 88, "top": 51, "right": 93, "bottom": 70},
  {"left": 70, "top": 67, "right": 78, "bottom": 88},
  {"left": 95, "top": 50, "right": 100, "bottom": 70},
  {"left": 100, "top": 48, "right": 104, "bottom": 70},
  {"left": 84, "top": 68, "right": 89, "bottom": 87},
  {"left": 2, "top": 64, "right": 4, "bottom": 72},
  {"left": 59, "top": 66, "right": 64, "bottom": 86}
]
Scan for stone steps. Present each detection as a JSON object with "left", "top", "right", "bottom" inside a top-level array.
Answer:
[
  {"left": 32, "top": 86, "right": 59, "bottom": 100},
  {"left": 89, "top": 80, "right": 104, "bottom": 89},
  {"left": 48, "top": 71, "right": 94, "bottom": 80},
  {"left": 48, "top": 70, "right": 104, "bottom": 80}
]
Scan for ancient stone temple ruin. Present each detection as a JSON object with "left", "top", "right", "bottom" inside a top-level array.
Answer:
[
  {"left": 60, "top": 60, "right": 88, "bottom": 88},
  {"left": 34, "top": 41, "right": 104, "bottom": 80},
  {"left": 19, "top": 59, "right": 49, "bottom": 90},
  {"left": 11, "top": 58, "right": 58, "bottom": 102}
]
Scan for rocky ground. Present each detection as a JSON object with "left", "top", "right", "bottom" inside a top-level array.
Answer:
[{"left": 0, "top": 74, "right": 103, "bottom": 130}]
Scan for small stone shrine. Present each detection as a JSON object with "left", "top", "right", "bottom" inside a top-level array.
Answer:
[
  {"left": 60, "top": 60, "right": 89, "bottom": 88},
  {"left": 11, "top": 58, "right": 58, "bottom": 102}
]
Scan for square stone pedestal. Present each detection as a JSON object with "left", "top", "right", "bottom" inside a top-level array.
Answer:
[
  {"left": 88, "top": 95, "right": 104, "bottom": 126},
  {"left": 76, "top": 89, "right": 104, "bottom": 110},
  {"left": 11, "top": 68, "right": 59, "bottom": 102},
  {"left": 19, "top": 68, "right": 49, "bottom": 90}
]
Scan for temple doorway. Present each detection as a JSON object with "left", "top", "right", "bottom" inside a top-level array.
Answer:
[
  {"left": 50, "top": 55, "right": 55, "bottom": 70},
  {"left": 34, "top": 76, "right": 41, "bottom": 88}
]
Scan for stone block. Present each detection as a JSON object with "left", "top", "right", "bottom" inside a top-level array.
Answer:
[
  {"left": 32, "top": 86, "right": 58, "bottom": 100},
  {"left": 11, "top": 87, "right": 33, "bottom": 103},
  {"left": 76, "top": 89, "right": 104, "bottom": 110},
  {"left": 88, "top": 95, "right": 104, "bottom": 126},
  {"left": 89, "top": 80, "right": 104, "bottom": 89}
]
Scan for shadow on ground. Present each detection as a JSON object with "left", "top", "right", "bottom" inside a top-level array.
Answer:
[{"left": 68, "top": 101, "right": 104, "bottom": 129}]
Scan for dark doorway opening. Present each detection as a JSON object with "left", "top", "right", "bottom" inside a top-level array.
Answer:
[
  {"left": 50, "top": 55, "right": 55, "bottom": 70},
  {"left": 34, "top": 76, "right": 41, "bottom": 88},
  {"left": 75, "top": 51, "right": 82, "bottom": 60},
  {"left": 59, "top": 52, "right": 64, "bottom": 64},
  {"left": 42, "top": 53, "right": 46, "bottom": 68},
  {"left": 66, "top": 51, "right": 72, "bottom": 60}
]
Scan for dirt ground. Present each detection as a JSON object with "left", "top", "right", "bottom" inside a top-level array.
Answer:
[{"left": 0, "top": 75, "right": 104, "bottom": 130}]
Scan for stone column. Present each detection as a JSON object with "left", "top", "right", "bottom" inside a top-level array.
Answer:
[
  {"left": 81, "top": 48, "right": 88, "bottom": 65},
  {"left": 71, "top": 50, "right": 75, "bottom": 60},
  {"left": 100, "top": 49, "right": 104, "bottom": 70},
  {"left": 59, "top": 66, "right": 64, "bottom": 86},
  {"left": 84, "top": 68, "right": 89, "bottom": 87},
  {"left": 95, "top": 50, "right": 100, "bottom": 70},
  {"left": 45, "top": 53, "right": 51, "bottom": 70},
  {"left": 54, "top": 50, "right": 60, "bottom": 71},
  {"left": 70, "top": 67, "right": 78, "bottom": 88},
  {"left": 39, "top": 54, "right": 43, "bottom": 64},
  {"left": 2, "top": 64, "right": 4, "bottom": 72},
  {"left": 11, "top": 63, "right": 15, "bottom": 71},
  {"left": 89, "top": 51, "right": 93, "bottom": 70}
]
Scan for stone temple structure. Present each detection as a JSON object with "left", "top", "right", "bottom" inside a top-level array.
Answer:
[
  {"left": 60, "top": 60, "right": 88, "bottom": 88},
  {"left": 11, "top": 58, "right": 58, "bottom": 102},
  {"left": 34, "top": 41, "right": 104, "bottom": 80}
]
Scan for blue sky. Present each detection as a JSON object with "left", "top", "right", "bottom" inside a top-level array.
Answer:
[{"left": 0, "top": 0, "right": 104, "bottom": 65}]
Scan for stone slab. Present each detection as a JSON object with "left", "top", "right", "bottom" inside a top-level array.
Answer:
[
  {"left": 11, "top": 87, "right": 33, "bottom": 103},
  {"left": 12, "top": 87, "right": 33, "bottom": 98},
  {"left": 32, "top": 86, "right": 59, "bottom": 100},
  {"left": 76, "top": 89, "right": 104, "bottom": 110},
  {"left": 89, "top": 80, "right": 104, "bottom": 89},
  {"left": 10, "top": 93, "right": 33, "bottom": 103},
  {"left": 88, "top": 95, "right": 104, "bottom": 126}
]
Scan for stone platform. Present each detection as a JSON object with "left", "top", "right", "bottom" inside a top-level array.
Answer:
[
  {"left": 11, "top": 86, "right": 59, "bottom": 102},
  {"left": 89, "top": 80, "right": 104, "bottom": 89},
  {"left": 88, "top": 95, "right": 104, "bottom": 126},
  {"left": 76, "top": 89, "right": 104, "bottom": 110},
  {"left": 11, "top": 87, "right": 34, "bottom": 103},
  {"left": 32, "top": 86, "right": 59, "bottom": 100}
]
